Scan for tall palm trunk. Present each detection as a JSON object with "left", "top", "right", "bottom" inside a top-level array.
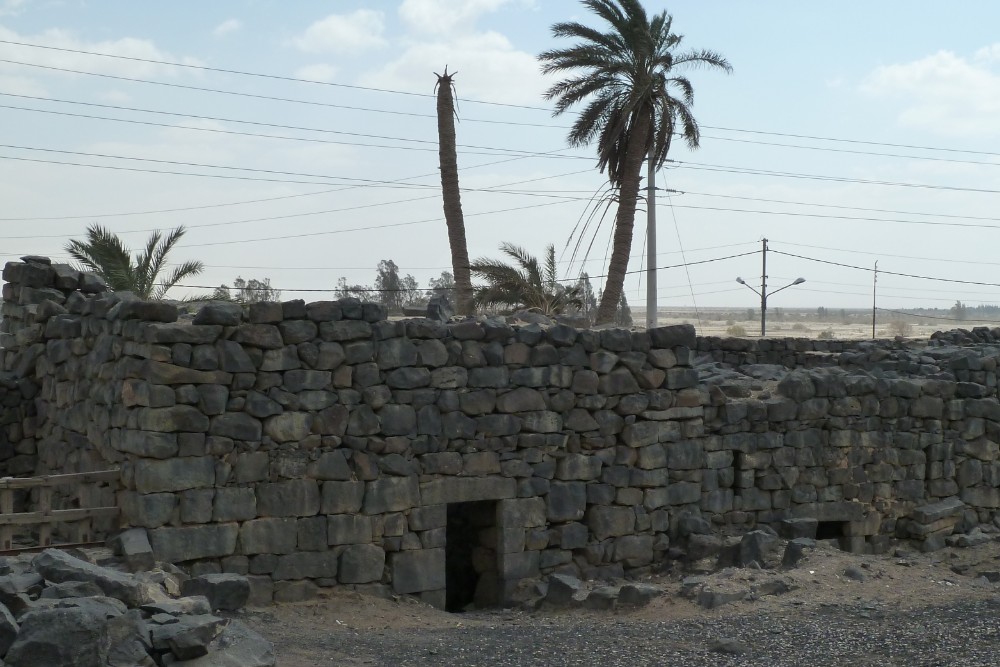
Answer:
[
  {"left": 435, "top": 68, "right": 474, "bottom": 315},
  {"left": 594, "top": 111, "right": 652, "bottom": 325}
]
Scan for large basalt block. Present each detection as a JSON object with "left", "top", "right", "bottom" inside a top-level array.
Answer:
[
  {"left": 272, "top": 552, "right": 339, "bottom": 581},
  {"left": 339, "top": 544, "right": 385, "bottom": 584},
  {"left": 363, "top": 477, "right": 419, "bottom": 514},
  {"left": 210, "top": 413, "right": 263, "bottom": 441},
  {"left": 257, "top": 480, "right": 320, "bottom": 517},
  {"left": 586, "top": 506, "right": 636, "bottom": 541},
  {"left": 149, "top": 523, "right": 240, "bottom": 563},
  {"left": 391, "top": 549, "right": 444, "bottom": 594},
  {"left": 134, "top": 457, "right": 216, "bottom": 494},
  {"left": 33, "top": 549, "right": 154, "bottom": 607},
  {"left": 239, "top": 518, "right": 298, "bottom": 555},
  {"left": 419, "top": 477, "right": 515, "bottom": 505},
  {"left": 137, "top": 406, "right": 210, "bottom": 433},
  {"left": 547, "top": 481, "right": 587, "bottom": 523},
  {"left": 181, "top": 573, "right": 250, "bottom": 611},
  {"left": 327, "top": 515, "right": 373, "bottom": 545}
]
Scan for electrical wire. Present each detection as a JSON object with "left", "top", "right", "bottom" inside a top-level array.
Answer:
[
  {"left": 770, "top": 249, "right": 1000, "bottom": 288},
  {"left": 671, "top": 161, "right": 1000, "bottom": 196}
]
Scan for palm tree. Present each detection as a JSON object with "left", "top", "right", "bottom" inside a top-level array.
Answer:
[
  {"left": 65, "top": 224, "right": 204, "bottom": 300},
  {"left": 539, "top": 0, "right": 731, "bottom": 324},
  {"left": 471, "top": 242, "right": 583, "bottom": 315},
  {"left": 435, "top": 66, "right": 474, "bottom": 316}
]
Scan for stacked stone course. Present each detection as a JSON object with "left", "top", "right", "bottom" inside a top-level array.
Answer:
[{"left": 3, "top": 255, "right": 1000, "bottom": 607}]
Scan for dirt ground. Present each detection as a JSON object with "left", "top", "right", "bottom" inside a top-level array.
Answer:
[{"left": 240, "top": 537, "right": 1000, "bottom": 666}]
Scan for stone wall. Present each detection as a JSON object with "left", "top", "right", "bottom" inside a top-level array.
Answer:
[{"left": 3, "top": 255, "right": 1000, "bottom": 607}]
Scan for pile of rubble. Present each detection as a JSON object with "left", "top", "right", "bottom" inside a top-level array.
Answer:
[{"left": 0, "top": 541, "right": 273, "bottom": 666}]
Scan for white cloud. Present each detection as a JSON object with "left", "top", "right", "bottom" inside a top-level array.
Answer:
[
  {"left": 0, "top": 0, "right": 28, "bottom": 18},
  {"left": 97, "top": 89, "right": 132, "bottom": 104},
  {"left": 292, "top": 10, "right": 386, "bottom": 54},
  {"left": 0, "top": 26, "right": 203, "bottom": 79},
  {"left": 361, "top": 31, "right": 545, "bottom": 105},
  {"left": 861, "top": 48, "right": 1000, "bottom": 137},
  {"left": 0, "top": 72, "right": 45, "bottom": 96},
  {"left": 975, "top": 44, "right": 1000, "bottom": 63},
  {"left": 294, "top": 63, "right": 339, "bottom": 83},
  {"left": 213, "top": 19, "right": 242, "bottom": 37},
  {"left": 399, "top": 0, "right": 519, "bottom": 35}
]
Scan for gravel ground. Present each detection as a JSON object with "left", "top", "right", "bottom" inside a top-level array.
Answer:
[
  {"left": 245, "top": 540, "right": 1000, "bottom": 666},
  {"left": 249, "top": 596, "right": 1000, "bottom": 666}
]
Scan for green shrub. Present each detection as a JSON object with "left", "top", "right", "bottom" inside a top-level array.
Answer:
[{"left": 726, "top": 324, "right": 747, "bottom": 337}]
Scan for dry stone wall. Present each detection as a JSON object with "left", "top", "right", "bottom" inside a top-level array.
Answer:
[{"left": 4, "top": 255, "right": 1000, "bottom": 606}]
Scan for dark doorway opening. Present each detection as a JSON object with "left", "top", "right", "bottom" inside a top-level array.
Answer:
[
  {"left": 446, "top": 500, "right": 498, "bottom": 612},
  {"left": 816, "top": 521, "right": 847, "bottom": 540}
]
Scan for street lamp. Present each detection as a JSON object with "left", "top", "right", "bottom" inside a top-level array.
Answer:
[{"left": 736, "top": 276, "right": 805, "bottom": 336}]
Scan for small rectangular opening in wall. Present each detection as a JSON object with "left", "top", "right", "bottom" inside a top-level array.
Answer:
[
  {"left": 816, "top": 521, "right": 847, "bottom": 541},
  {"left": 446, "top": 500, "right": 498, "bottom": 612}
]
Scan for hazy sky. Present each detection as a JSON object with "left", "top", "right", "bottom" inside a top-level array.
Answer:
[{"left": 2, "top": 0, "right": 1000, "bottom": 321}]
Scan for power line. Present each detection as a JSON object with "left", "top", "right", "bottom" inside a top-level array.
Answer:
[
  {"left": 702, "top": 125, "right": 1000, "bottom": 159},
  {"left": 663, "top": 203, "right": 1000, "bottom": 231},
  {"left": 177, "top": 200, "right": 579, "bottom": 248},
  {"left": 0, "top": 148, "right": 581, "bottom": 222},
  {"left": 0, "top": 104, "right": 585, "bottom": 159},
  {"left": 8, "top": 39, "right": 998, "bottom": 160},
  {"left": 703, "top": 134, "right": 1000, "bottom": 168},
  {"left": 679, "top": 190, "right": 1000, "bottom": 224},
  {"left": 0, "top": 58, "right": 563, "bottom": 129},
  {"left": 770, "top": 240, "right": 1000, "bottom": 268},
  {"left": 165, "top": 251, "right": 760, "bottom": 291},
  {"left": 672, "top": 161, "right": 1000, "bottom": 196},
  {"left": 0, "top": 169, "right": 597, "bottom": 240},
  {"left": 770, "top": 249, "right": 1000, "bottom": 288},
  {"left": 0, "top": 95, "right": 588, "bottom": 159},
  {"left": 0, "top": 38, "right": 552, "bottom": 112}
]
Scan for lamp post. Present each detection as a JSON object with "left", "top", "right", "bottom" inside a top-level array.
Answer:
[{"left": 736, "top": 276, "right": 805, "bottom": 336}]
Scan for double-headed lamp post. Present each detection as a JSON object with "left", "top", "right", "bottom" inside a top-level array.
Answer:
[{"left": 736, "top": 276, "right": 805, "bottom": 336}]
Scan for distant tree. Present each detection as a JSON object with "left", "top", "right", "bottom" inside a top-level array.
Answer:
[
  {"left": 615, "top": 291, "right": 633, "bottom": 327},
  {"left": 817, "top": 306, "right": 828, "bottom": 321},
  {"left": 65, "top": 223, "right": 203, "bottom": 300},
  {"left": 428, "top": 271, "right": 455, "bottom": 299},
  {"left": 212, "top": 276, "right": 281, "bottom": 303},
  {"left": 888, "top": 320, "right": 913, "bottom": 337},
  {"left": 952, "top": 300, "right": 968, "bottom": 321},
  {"left": 470, "top": 243, "right": 583, "bottom": 315},
  {"left": 575, "top": 273, "right": 599, "bottom": 323},
  {"left": 335, "top": 277, "right": 370, "bottom": 300},
  {"left": 375, "top": 260, "right": 421, "bottom": 313},
  {"left": 745, "top": 308, "right": 755, "bottom": 322}
]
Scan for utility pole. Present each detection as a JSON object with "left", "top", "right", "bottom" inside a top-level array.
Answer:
[
  {"left": 645, "top": 148, "right": 657, "bottom": 330},
  {"left": 872, "top": 260, "right": 878, "bottom": 339},
  {"left": 737, "top": 239, "right": 803, "bottom": 338},
  {"left": 760, "top": 238, "right": 768, "bottom": 336}
]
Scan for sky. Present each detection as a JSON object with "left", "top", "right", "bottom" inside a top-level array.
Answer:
[{"left": 2, "top": 0, "right": 1000, "bottom": 323}]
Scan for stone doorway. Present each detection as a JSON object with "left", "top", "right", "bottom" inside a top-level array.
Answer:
[
  {"left": 816, "top": 520, "right": 847, "bottom": 541},
  {"left": 445, "top": 500, "right": 498, "bottom": 612}
]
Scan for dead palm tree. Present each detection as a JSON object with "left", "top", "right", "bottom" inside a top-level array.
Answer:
[
  {"left": 539, "top": 0, "right": 731, "bottom": 324},
  {"left": 471, "top": 243, "right": 583, "bottom": 315},
  {"left": 65, "top": 224, "right": 204, "bottom": 300},
  {"left": 435, "top": 66, "right": 474, "bottom": 315}
]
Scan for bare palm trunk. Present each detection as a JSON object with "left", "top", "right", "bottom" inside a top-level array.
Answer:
[
  {"left": 594, "top": 112, "right": 651, "bottom": 325},
  {"left": 435, "top": 68, "right": 474, "bottom": 316}
]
